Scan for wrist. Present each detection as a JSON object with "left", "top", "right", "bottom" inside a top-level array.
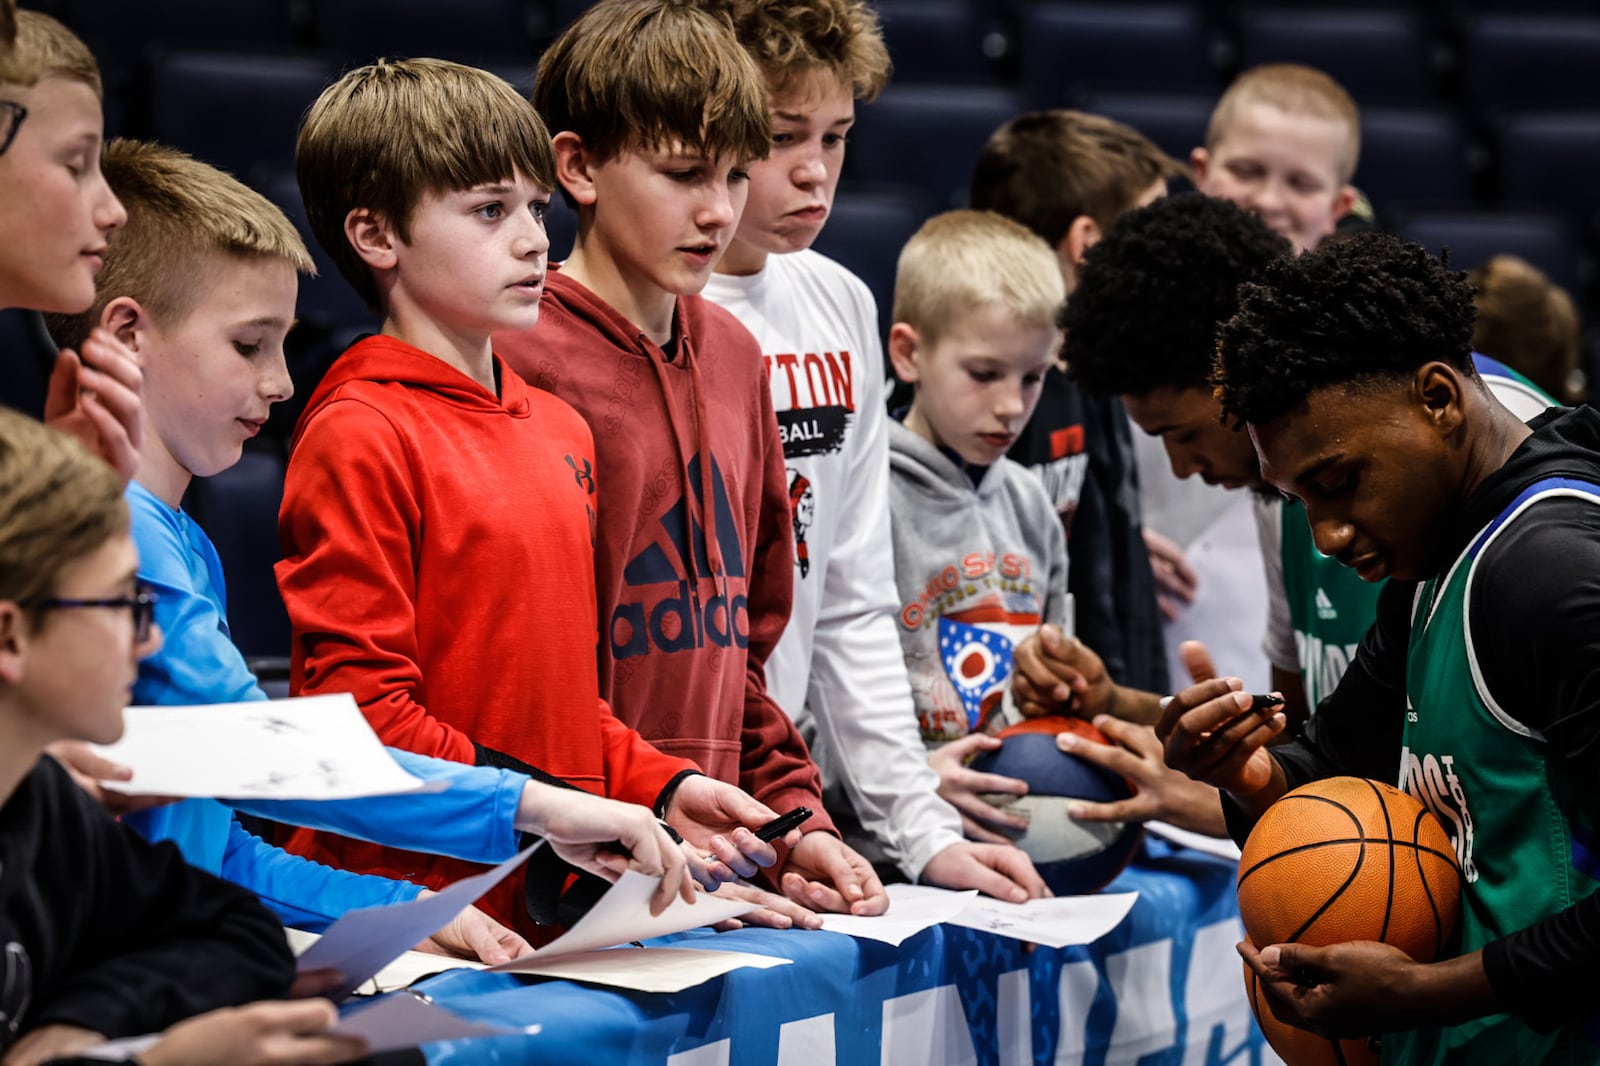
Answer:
[
  {"left": 1406, "top": 951, "right": 1498, "bottom": 1028},
  {"left": 653, "top": 769, "right": 702, "bottom": 820}
]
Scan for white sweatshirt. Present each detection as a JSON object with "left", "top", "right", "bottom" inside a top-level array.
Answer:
[{"left": 704, "top": 250, "right": 965, "bottom": 880}]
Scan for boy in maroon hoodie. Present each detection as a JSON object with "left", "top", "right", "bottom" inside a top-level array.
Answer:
[
  {"left": 278, "top": 58, "right": 788, "bottom": 941},
  {"left": 497, "top": 0, "right": 887, "bottom": 922}
]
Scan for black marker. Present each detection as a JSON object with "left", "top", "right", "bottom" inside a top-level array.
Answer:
[
  {"left": 1250, "top": 693, "right": 1286, "bottom": 714},
  {"left": 754, "top": 806, "right": 813, "bottom": 843}
]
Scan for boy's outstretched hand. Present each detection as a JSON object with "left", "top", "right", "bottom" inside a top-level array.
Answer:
[
  {"left": 45, "top": 327, "right": 143, "bottom": 485},
  {"left": 927, "top": 732, "right": 1031, "bottom": 843},
  {"left": 663, "top": 774, "right": 790, "bottom": 880},
  {"left": 780, "top": 832, "right": 889, "bottom": 916},
  {"left": 920, "top": 841, "right": 1049, "bottom": 902},
  {"left": 1012, "top": 625, "right": 1116, "bottom": 720},
  {"left": 1059, "top": 715, "right": 1228, "bottom": 837}
]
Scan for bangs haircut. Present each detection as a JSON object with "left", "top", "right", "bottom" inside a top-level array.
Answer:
[
  {"left": 44, "top": 140, "right": 315, "bottom": 352},
  {"left": 297, "top": 57, "right": 556, "bottom": 309},
  {"left": 4, "top": 10, "right": 101, "bottom": 96},
  {"left": 716, "top": 0, "right": 890, "bottom": 101},
  {"left": 1213, "top": 232, "right": 1476, "bottom": 427},
  {"left": 970, "top": 110, "right": 1186, "bottom": 246},
  {"left": 1, "top": 0, "right": 15, "bottom": 53},
  {"left": 1064, "top": 193, "right": 1290, "bottom": 397},
  {"left": 1207, "top": 64, "right": 1360, "bottom": 183},
  {"left": 534, "top": 0, "right": 770, "bottom": 171},
  {"left": 893, "top": 209, "right": 1065, "bottom": 347}
]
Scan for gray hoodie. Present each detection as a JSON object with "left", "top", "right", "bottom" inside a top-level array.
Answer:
[{"left": 887, "top": 419, "right": 1071, "bottom": 743}]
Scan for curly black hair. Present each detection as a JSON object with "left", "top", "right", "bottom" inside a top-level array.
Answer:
[
  {"left": 1214, "top": 232, "right": 1477, "bottom": 426},
  {"left": 1062, "top": 193, "right": 1290, "bottom": 398}
]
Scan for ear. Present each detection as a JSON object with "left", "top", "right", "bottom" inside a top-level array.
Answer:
[
  {"left": 1415, "top": 361, "right": 1466, "bottom": 437},
  {"left": 344, "top": 207, "right": 399, "bottom": 272},
  {"left": 98, "top": 296, "right": 149, "bottom": 353},
  {"left": 1190, "top": 146, "right": 1210, "bottom": 187},
  {"left": 886, "top": 322, "right": 922, "bottom": 383},
  {"left": 0, "top": 601, "right": 31, "bottom": 687},
  {"left": 553, "top": 131, "right": 599, "bottom": 209},
  {"left": 1328, "top": 184, "right": 1359, "bottom": 228},
  {"left": 1062, "top": 214, "right": 1102, "bottom": 267}
]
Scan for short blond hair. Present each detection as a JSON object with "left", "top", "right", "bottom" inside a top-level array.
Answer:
[
  {"left": 1207, "top": 64, "right": 1360, "bottom": 183},
  {"left": 1469, "top": 255, "right": 1583, "bottom": 404},
  {"left": 535, "top": 0, "right": 770, "bottom": 168},
  {"left": 3, "top": 10, "right": 100, "bottom": 96},
  {"left": 0, "top": 409, "right": 127, "bottom": 620},
  {"left": 893, "top": 209, "right": 1066, "bottom": 346},
  {"left": 971, "top": 110, "right": 1186, "bottom": 245},
  {"left": 297, "top": 58, "right": 556, "bottom": 309},
  {"left": 44, "top": 140, "right": 313, "bottom": 352},
  {"left": 714, "top": 0, "right": 890, "bottom": 101}
]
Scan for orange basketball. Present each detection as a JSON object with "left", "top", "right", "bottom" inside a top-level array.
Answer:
[
  {"left": 1242, "top": 945, "right": 1378, "bottom": 1066},
  {"left": 1237, "top": 777, "right": 1462, "bottom": 963}
]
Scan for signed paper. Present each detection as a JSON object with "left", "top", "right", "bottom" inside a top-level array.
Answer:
[
  {"left": 820, "top": 884, "right": 1137, "bottom": 949},
  {"left": 818, "top": 885, "right": 978, "bottom": 946},
  {"left": 503, "top": 946, "right": 790, "bottom": 993}
]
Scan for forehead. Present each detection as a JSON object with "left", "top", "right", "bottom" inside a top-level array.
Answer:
[
  {"left": 1249, "top": 385, "right": 1409, "bottom": 488},
  {"left": 7, "top": 74, "right": 102, "bottom": 143},
  {"left": 1123, "top": 384, "right": 1221, "bottom": 434},
  {"left": 930, "top": 302, "right": 1059, "bottom": 364},
  {"left": 1214, "top": 101, "right": 1350, "bottom": 179},
  {"left": 767, "top": 69, "right": 855, "bottom": 118},
  {"left": 166, "top": 252, "right": 298, "bottom": 328}
]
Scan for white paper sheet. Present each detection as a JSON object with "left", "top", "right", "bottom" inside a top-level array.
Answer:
[
  {"left": 499, "top": 946, "right": 791, "bottom": 993},
  {"left": 285, "top": 929, "right": 486, "bottom": 994},
  {"left": 335, "top": 991, "right": 532, "bottom": 1051},
  {"left": 297, "top": 842, "right": 540, "bottom": 1000},
  {"left": 1146, "top": 820, "right": 1243, "bottom": 861},
  {"left": 93, "top": 694, "right": 434, "bottom": 799},
  {"left": 943, "top": 892, "right": 1138, "bottom": 948},
  {"left": 817, "top": 884, "right": 978, "bottom": 946}
]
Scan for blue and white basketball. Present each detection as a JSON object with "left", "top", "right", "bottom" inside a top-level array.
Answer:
[{"left": 968, "top": 718, "right": 1143, "bottom": 895}]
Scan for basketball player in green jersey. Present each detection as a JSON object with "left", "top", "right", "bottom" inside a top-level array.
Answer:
[{"left": 1161, "top": 232, "right": 1600, "bottom": 1063}]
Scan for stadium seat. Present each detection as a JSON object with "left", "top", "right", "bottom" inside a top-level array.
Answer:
[
  {"left": 544, "top": 193, "right": 580, "bottom": 263},
  {"left": 148, "top": 51, "right": 336, "bottom": 185},
  {"left": 64, "top": 0, "right": 297, "bottom": 88},
  {"left": 0, "top": 310, "right": 55, "bottom": 422},
  {"left": 810, "top": 185, "right": 935, "bottom": 348},
  {"left": 1462, "top": 14, "right": 1600, "bottom": 113},
  {"left": 1357, "top": 107, "right": 1474, "bottom": 213},
  {"left": 1236, "top": 7, "right": 1438, "bottom": 105},
  {"left": 1497, "top": 112, "right": 1600, "bottom": 232},
  {"left": 1389, "top": 209, "right": 1582, "bottom": 294},
  {"left": 849, "top": 85, "right": 1027, "bottom": 208},
  {"left": 184, "top": 446, "right": 291, "bottom": 660},
  {"left": 254, "top": 170, "right": 379, "bottom": 338},
  {"left": 1019, "top": 3, "right": 1219, "bottom": 107},
  {"left": 874, "top": 0, "right": 997, "bottom": 85},
  {"left": 313, "top": 0, "right": 533, "bottom": 65},
  {"left": 1079, "top": 90, "right": 1211, "bottom": 162}
]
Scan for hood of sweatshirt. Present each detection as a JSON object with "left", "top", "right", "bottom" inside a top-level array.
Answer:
[
  {"left": 887, "top": 417, "right": 1010, "bottom": 503},
  {"left": 292, "top": 334, "right": 531, "bottom": 449}
]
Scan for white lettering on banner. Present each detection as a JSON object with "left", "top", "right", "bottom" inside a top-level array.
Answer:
[
  {"left": 997, "top": 969, "right": 1032, "bottom": 1064},
  {"left": 880, "top": 985, "right": 978, "bottom": 1066},
  {"left": 1105, "top": 939, "right": 1177, "bottom": 1063},
  {"left": 667, "top": 1039, "right": 731, "bottom": 1066},
  {"left": 777, "top": 1015, "right": 836, "bottom": 1066},
  {"left": 1182, "top": 919, "right": 1261, "bottom": 1066},
  {"left": 1054, "top": 959, "right": 1100, "bottom": 1066}
]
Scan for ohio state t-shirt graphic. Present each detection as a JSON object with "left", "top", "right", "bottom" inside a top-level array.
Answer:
[{"left": 610, "top": 454, "right": 749, "bottom": 660}]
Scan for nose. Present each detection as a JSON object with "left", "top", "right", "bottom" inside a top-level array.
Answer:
[
  {"left": 995, "top": 381, "right": 1027, "bottom": 421},
  {"left": 262, "top": 349, "right": 294, "bottom": 404},
  {"left": 136, "top": 621, "right": 163, "bottom": 661},
  {"left": 96, "top": 178, "right": 128, "bottom": 234},
  {"left": 515, "top": 208, "right": 550, "bottom": 259},
  {"left": 699, "top": 181, "right": 739, "bottom": 231},
  {"left": 1309, "top": 513, "right": 1356, "bottom": 558},
  {"left": 1164, "top": 438, "right": 1204, "bottom": 480},
  {"left": 1253, "top": 177, "right": 1287, "bottom": 217},
  {"left": 792, "top": 150, "right": 827, "bottom": 188}
]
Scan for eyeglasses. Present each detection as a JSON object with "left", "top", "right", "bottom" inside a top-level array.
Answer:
[
  {"left": 0, "top": 101, "right": 25, "bottom": 156},
  {"left": 33, "top": 584, "right": 160, "bottom": 643}
]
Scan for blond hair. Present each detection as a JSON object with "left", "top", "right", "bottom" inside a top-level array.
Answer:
[
  {"left": 2, "top": 10, "right": 100, "bottom": 95},
  {"left": 713, "top": 0, "right": 890, "bottom": 101},
  {"left": 893, "top": 209, "right": 1066, "bottom": 346},
  {"left": 0, "top": 409, "right": 127, "bottom": 618},
  {"left": 970, "top": 110, "right": 1186, "bottom": 245},
  {"left": 534, "top": 0, "right": 770, "bottom": 168},
  {"left": 297, "top": 58, "right": 555, "bottom": 309},
  {"left": 44, "top": 140, "right": 314, "bottom": 352},
  {"left": 1469, "top": 255, "right": 1583, "bottom": 405},
  {"left": 1207, "top": 63, "right": 1361, "bottom": 183}
]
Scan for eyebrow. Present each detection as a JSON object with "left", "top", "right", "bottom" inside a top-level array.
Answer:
[
  {"left": 772, "top": 110, "right": 854, "bottom": 126},
  {"left": 468, "top": 183, "right": 514, "bottom": 195},
  {"left": 1289, "top": 453, "right": 1345, "bottom": 488},
  {"left": 238, "top": 316, "right": 291, "bottom": 329}
]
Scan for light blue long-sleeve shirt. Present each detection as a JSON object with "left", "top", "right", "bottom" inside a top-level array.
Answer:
[{"left": 124, "top": 481, "right": 527, "bottom": 930}]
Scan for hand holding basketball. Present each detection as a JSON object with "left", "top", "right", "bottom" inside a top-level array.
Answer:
[{"left": 1241, "top": 937, "right": 1429, "bottom": 1040}]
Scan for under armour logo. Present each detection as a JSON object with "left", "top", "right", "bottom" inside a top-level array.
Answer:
[{"left": 565, "top": 455, "right": 595, "bottom": 495}]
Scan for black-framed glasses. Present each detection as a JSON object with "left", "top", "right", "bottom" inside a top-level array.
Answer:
[
  {"left": 33, "top": 583, "right": 159, "bottom": 643},
  {"left": 0, "top": 101, "right": 25, "bottom": 156}
]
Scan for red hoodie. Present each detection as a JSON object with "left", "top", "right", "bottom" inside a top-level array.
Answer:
[
  {"left": 496, "top": 271, "right": 835, "bottom": 837},
  {"left": 275, "top": 334, "right": 694, "bottom": 936}
]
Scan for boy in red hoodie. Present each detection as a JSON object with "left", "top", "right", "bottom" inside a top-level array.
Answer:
[
  {"left": 278, "top": 57, "right": 787, "bottom": 941},
  {"left": 497, "top": 0, "right": 887, "bottom": 922}
]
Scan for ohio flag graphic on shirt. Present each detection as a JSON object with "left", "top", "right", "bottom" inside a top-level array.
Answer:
[{"left": 939, "top": 618, "right": 1016, "bottom": 732}]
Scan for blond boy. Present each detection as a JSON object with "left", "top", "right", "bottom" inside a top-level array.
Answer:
[
  {"left": 1192, "top": 63, "right": 1360, "bottom": 255},
  {"left": 498, "top": 0, "right": 888, "bottom": 920}
]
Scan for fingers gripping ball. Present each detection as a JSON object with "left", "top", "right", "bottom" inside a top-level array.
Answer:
[
  {"left": 967, "top": 717, "right": 1143, "bottom": 894},
  {"left": 1241, "top": 947, "right": 1379, "bottom": 1066},
  {"left": 1237, "top": 777, "right": 1462, "bottom": 962}
]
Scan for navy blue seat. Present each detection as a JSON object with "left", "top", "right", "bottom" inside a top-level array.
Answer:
[
  {"left": 184, "top": 447, "right": 291, "bottom": 661},
  {"left": 874, "top": 0, "right": 997, "bottom": 85},
  {"left": 148, "top": 51, "right": 336, "bottom": 185},
  {"left": 1498, "top": 112, "right": 1600, "bottom": 232},
  {"left": 1463, "top": 15, "right": 1600, "bottom": 113},
  {"left": 1357, "top": 107, "right": 1474, "bottom": 212},
  {"left": 1019, "top": 3, "right": 1218, "bottom": 107},
  {"left": 849, "top": 85, "right": 1027, "bottom": 208},
  {"left": 1079, "top": 91, "right": 1211, "bottom": 162},
  {"left": 810, "top": 186, "right": 936, "bottom": 347},
  {"left": 0, "top": 310, "right": 56, "bottom": 422},
  {"left": 1236, "top": 7, "right": 1437, "bottom": 105},
  {"left": 313, "top": 0, "right": 533, "bottom": 64},
  {"left": 64, "top": 0, "right": 298, "bottom": 89},
  {"left": 543, "top": 193, "right": 580, "bottom": 264},
  {"left": 1389, "top": 210, "right": 1582, "bottom": 294},
  {"left": 254, "top": 171, "right": 379, "bottom": 338}
]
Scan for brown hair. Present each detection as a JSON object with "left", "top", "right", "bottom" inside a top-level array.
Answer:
[
  {"left": 1, "top": 0, "right": 16, "bottom": 54},
  {"left": 1468, "top": 255, "right": 1583, "bottom": 404},
  {"left": 45, "top": 139, "right": 314, "bottom": 352},
  {"left": 713, "top": 0, "right": 890, "bottom": 101},
  {"left": 297, "top": 58, "right": 556, "bottom": 309},
  {"left": 534, "top": 0, "right": 770, "bottom": 168},
  {"left": 970, "top": 110, "right": 1186, "bottom": 247},
  {"left": 1206, "top": 64, "right": 1361, "bottom": 183},
  {"left": 0, "top": 409, "right": 127, "bottom": 618},
  {"left": 3, "top": 10, "right": 101, "bottom": 96}
]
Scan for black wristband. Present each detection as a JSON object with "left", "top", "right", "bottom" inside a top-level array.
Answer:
[{"left": 653, "top": 769, "right": 703, "bottom": 819}]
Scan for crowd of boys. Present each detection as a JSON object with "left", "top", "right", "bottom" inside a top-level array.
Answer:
[{"left": 2, "top": 0, "right": 1597, "bottom": 1061}]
